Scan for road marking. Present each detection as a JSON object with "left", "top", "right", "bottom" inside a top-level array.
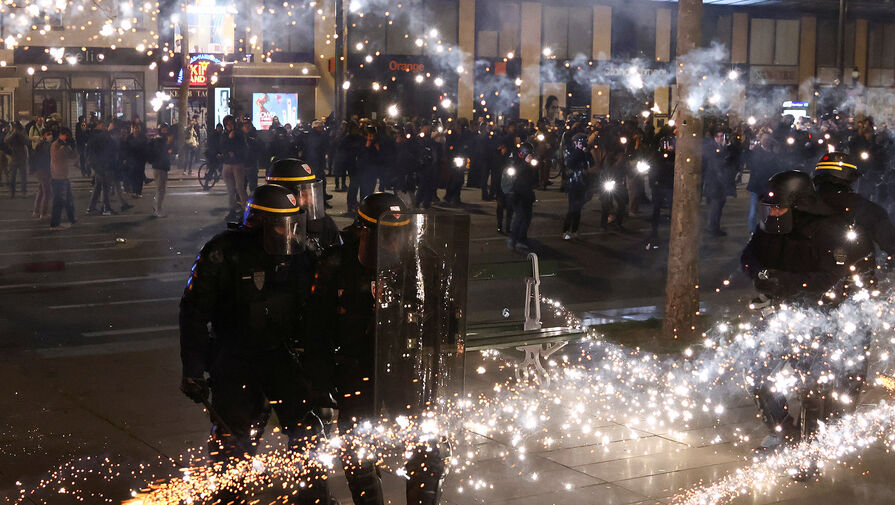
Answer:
[
  {"left": 0, "top": 246, "right": 122, "bottom": 257},
  {"left": 82, "top": 325, "right": 179, "bottom": 338},
  {"left": 66, "top": 255, "right": 184, "bottom": 266},
  {"left": 2, "top": 233, "right": 113, "bottom": 240},
  {"left": 0, "top": 272, "right": 183, "bottom": 290},
  {"left": 32, "top": 336, "right": 177, "bottom": 359},
  {"left": 49, "top": 297, "right": 180, "bottom": 310}
]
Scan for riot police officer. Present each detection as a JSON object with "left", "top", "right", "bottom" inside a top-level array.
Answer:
[
  {"left": 649, "top": 134, "right": 675, "bottom": 241},
  {"left": 506, "top": 142, "right": 538, "bottom": 250},
  {"left": 179, "top": 184, "right": 330, "bottom": 504},
  {"left": 315, "top": 193, "right": 447, "bottom": 505},
  {"left": 266, "top": 157, "right": 343, "bottom": 257},
  {"left": 741, "top": 170, "right": 874, "bottom": 452},
  {"left": 813, "top": 151, "right": 895, "bottom": 261},
  {"left": 562, "top": 134, "right": 592, "bottom": 239}
]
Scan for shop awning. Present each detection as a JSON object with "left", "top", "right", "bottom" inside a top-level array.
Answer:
[{"left": 231, "top": 62, "right": 321, "bottom": 79}]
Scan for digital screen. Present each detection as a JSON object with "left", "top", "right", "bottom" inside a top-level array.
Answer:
[
  {"left": 252, "top": 92, "right": 298, "bottom": 130},
  {"left": 214, "top": 87, "right": 230, "bottom": 127}
]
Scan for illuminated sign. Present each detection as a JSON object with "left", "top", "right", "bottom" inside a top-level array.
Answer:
[
  {"left": 177, "top": 54, "right": 225, "bottom": 86},
  {"left": 389, "top": 60, "right": 425, "bottom": 73}
]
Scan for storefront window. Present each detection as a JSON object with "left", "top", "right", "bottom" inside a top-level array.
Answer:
[
  {"left": 75, "top": 91, "right": 106, "bottom": 122},
  {"left": 176, "top": 0, "right": 235, "bottom": 54}
]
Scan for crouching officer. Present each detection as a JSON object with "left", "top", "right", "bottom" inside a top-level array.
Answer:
[
  {"left": 316, "top": 192, "right": 467, "bottom": 505},
  {"left": 741, "top": 170, "right": 874, "bottom": 452},
  {"left": 267, "top": 157, "right": 343, "bottom": 257},
  {"left": 179, "top": 184, "right": 332, "bottom": 504}
]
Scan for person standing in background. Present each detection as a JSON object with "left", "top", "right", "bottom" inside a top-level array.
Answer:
[
  {"left": 6, "top": 122, "right": 29, "bottom": 198},
  {"left": 31, "top": 128, "right": 53, "bottom": 219},
  {"left": 49, "top": 127, "right": 77, "bottom": 230},
  {"left": 220, "top": 115, "right": 247, "bottom": 221},
  {"left": 150, "top": 123, "right": 175, "bottom": 218}
]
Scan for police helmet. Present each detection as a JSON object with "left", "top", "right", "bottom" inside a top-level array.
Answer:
[
  {"left": 758, "top": 170, "right": 833, "bottom": 234},
  {"left": 355, "top": 193, "right": 411, "bottom": 268},
  {"left": 813, "top": 151, "right": 860, "bottom": 185},
  {"left": 266, "top": 158, "right": 325, "bottom": 221},
  {"left": 243, "top": 184, "right": 307, "bottom": 256},
  {"left": 571, "top": 133, "right": 588, "bottom": 148},
  {"left": 518, "top": 142, "right": 535, "bottom": 158}
]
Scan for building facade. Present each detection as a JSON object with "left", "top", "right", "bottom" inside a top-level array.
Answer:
[{"left": 1, "top": 0, "right": 894, "bottom": 128}]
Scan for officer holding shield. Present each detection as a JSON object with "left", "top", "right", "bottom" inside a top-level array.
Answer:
[{"left": 314, "top": 192, "right": 468, "bottom": 505}]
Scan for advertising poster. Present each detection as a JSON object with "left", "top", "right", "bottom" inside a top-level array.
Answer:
[
  {"left": 252, "top": 92, "right": 298, "bottom": 130},
  {"left": 214, "top": 87, "right": 230, "bottom": 127}
]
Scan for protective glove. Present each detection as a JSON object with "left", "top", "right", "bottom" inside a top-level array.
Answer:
[
  {"left": 754, "top": 269, "right": 797, "bottom": 298},
  {"left": 180, "top": 376, "right": 209, "bottom": 404},
  {"left": 314, "top": 392, "right": 338, "bottom": 424}
]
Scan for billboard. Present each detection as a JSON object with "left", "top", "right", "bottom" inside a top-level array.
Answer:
[
  {"left": 252, "top": 92, "right": 298, "bottom": 130},
  {"left": 214, "top": 87, "right": 230, "bottom": 127}
]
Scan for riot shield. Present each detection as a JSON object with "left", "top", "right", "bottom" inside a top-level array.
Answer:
[{"left": 374, "top": 211, "right": 470, "bottom": 419}]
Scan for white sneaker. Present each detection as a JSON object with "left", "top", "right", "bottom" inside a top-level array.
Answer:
[
  {"left": 563, "top": 233, "right": 571, "bottom": 240},
  {"left": 755, "top": 434, "right": 784, "bottom": 453}
]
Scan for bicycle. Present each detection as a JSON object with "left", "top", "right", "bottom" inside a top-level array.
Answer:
[{"left": 197, "top": 160, "right": 222, "bottom": 190}]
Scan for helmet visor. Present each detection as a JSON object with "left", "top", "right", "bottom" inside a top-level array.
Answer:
[
  {"left": 297, "top": 179, "right": 326, "bottom": 221},
  {"left": 261, "top": 212, "right": 307, "bottom": 256},
  {"left": 757, "top": 202, "right": 792, "bottom": 234}
]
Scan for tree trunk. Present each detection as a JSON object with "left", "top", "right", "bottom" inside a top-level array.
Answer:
[
  {"left": 662, "top": 0, "right": 703, "bottom": 339},
  {"left": 177, "top": 5, "right": 190, "bottom": 172}
]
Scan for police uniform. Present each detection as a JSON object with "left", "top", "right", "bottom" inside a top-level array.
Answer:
[
  {"left": 179, "top": 184, "right": 330, "bottom": 504},
  {"left": 740, "top": 171, "right": 873, "bottom": 448},
  {"left": 314, "top": 193, "right": 445, "bottom": 505},
  {"left": 813, "top": 152, "right": 895, "bottom": 260}
]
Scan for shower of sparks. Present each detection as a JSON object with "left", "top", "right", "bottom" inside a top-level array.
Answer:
[{"left": 14, "top": 285, "right": 895, "bottom": 504}]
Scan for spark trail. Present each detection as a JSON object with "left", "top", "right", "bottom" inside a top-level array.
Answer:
[{"left": 13, "top": 289, "right": 895, "bottom": 504}]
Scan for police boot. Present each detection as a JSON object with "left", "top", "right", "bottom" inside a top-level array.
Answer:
[
  {"left": 343, "top": 459, "right": 384, "bottom": 505},
  {"left": 405, "top": 444, "right": 445, "bottom": 505}
]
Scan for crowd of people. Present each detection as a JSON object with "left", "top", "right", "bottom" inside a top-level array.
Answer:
[
  {"left": 3, "top": 99, "right": 895, "bottom": 242},
  {"left": 0, "top": 113, "right": 196, "bottom": 227}
]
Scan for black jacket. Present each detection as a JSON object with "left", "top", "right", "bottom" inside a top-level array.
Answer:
[
  {"left": 741, "top": 212, "right": 874, "bottom": 301},
  {"left": 179, "top": 227, "right": 325, "bottom": 383}
]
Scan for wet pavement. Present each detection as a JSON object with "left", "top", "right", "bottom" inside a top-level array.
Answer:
[{"left": 1, "top": 172, "right": 890, "bottom": 504}]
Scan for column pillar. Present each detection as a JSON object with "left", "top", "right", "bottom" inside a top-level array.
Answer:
[
  {"left": 654, "top": 8, "right": 672, "bottom": 121},
  {"left": 458, "top": 0, "right": 475, "bottom": 120},
  {"left": 855, "top": 19, "right": 868, "bottom": 86},
  {"left": 731, "top": 13, "right": 749, "bottom": 64},
  {"left": 314, "top": 1, "right": 335, "bottom": 120},
  {"left": 798, "top": 16, "right": 816, "bottom": 108},
  {"left": 519, "top": 1, "right": 542, "bottom": 122},
  {"left": 591, "top": 5, "right": 611, "bottom": 117}
]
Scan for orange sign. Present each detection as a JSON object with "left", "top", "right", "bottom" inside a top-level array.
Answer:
[
  {"left": 389, "top": 60, "right": 425, "bottom": 73},
  {"left": 189, "top": 60, "right": 212, "bottom": 86}
]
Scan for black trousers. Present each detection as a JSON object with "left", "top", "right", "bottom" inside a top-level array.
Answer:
[
  {"left": 600, "top": 188, "right": 629, "bottom": 227},
  {"left": 510, "top": 194, "right": 534, "bottom": 244},
  {"left": 338, "top": 399, "right": 444, "bottom": 505},
  {"left": 208, "top": 348, "right": 328, "bottom": 504},
  {"left": 496, "top": 192, "right": 514, "bottom": 232},
  {"left": 650, "top": 186, "right": 672, "bottom": 237},
  {"left": 563, "top": 187, "right": 586, "bottom": 233}
]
